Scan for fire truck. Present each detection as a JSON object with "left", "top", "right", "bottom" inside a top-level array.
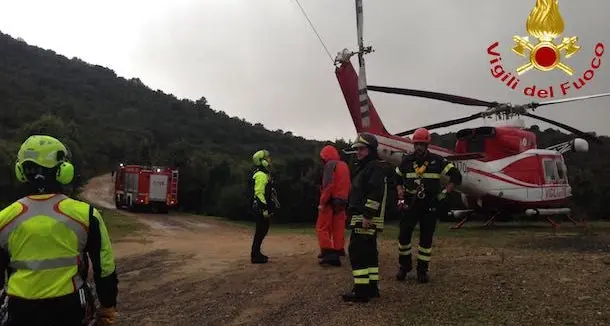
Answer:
[{"left": 114, "top": 164, "right": 179, "bottom": 213}]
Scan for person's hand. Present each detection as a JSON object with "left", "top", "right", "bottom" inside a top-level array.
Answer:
[
  {"left": 96, "top": 306, "right": 117, "bottom": 326},
  {"left": 397, "top": 199, "right": 407, "bottom": 211},
  {"left": 362, "top": 218, "right": 372, "bottom": 229},
  {"left": 317, "top": 205, "right": 324, "bottom": 210},
  {"left": 397, "top": 185, "right": 405, "bottom": 200},
  {"left": 263, "top": 210, "right": 271, "bottom": 218},
  {"left": 445, "top": 183, "right": 455, "bottom": 193}
]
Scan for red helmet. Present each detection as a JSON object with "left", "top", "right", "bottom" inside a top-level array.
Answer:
[{"left": 412, "top": 128, "right": 431, "bottom": 144}]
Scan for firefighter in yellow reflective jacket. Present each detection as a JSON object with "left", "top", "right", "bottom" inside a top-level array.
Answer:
[
  {"left": 0, "top": 135, "right": 118, "bottom": 326},
  {"left": 395, "top": 128, "right": 462, "bottom": 283},
  {"left": 249, "top": 149, "right": 280, "bottom": 264},
  {"left": 342, "top": 133, "right": 390, "bottom": 303}
]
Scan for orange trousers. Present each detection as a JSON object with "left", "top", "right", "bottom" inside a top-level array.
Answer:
[{"left": 316, "top": 205, "right": 346, "bottom": 251}]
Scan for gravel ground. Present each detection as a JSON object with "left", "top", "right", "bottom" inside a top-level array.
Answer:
[{"left": 84, "top": 175, "right": 610, "bottom": 326}]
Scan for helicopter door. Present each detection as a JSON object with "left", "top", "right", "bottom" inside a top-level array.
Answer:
[{"left": 540, "top": 158, "right": 562, "bottom": 201}]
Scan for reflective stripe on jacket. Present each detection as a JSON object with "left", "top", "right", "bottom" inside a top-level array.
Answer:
[
  {"left": 395, "top": 152, "right": 462, "bottom": 200},
  {"left": 347, "top": 157, "right": 389, "bottom": 232}
]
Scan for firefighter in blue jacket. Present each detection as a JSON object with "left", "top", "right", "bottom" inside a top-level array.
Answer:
[
  {"left": 395, "top": 128, "right": 462, "bottom": 283},
  {"left": 342, "top": 133, "right": 390, "bottom": 302}
]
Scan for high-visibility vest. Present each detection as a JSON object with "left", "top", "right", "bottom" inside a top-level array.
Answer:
[{"left": 0, "top": 194, "right": 89, "bottom": 299}]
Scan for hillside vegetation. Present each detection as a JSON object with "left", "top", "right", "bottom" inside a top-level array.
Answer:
[{"left": 0, "top": 31, "right": 608, "bottom": 221}]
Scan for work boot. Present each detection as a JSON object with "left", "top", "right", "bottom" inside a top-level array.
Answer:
[
  {"left": 320, "top": 250, "right": 344, "bottom": 258},
  {"left": 251, "top": 252, "right": 268, "bottom": 264},
  {"left": 396, "top": 265, "right": 411, "bottom": 281},
  {"left": 369, "top": 282, "right": 380, "bottom": 298},
  {"left": 341, "top": 288, "right": 370, "bottom": 303},
  {"left": 319, "top": 250, "right": 341, "bottom": 267},
  {"left": 417, "top": 270, "right": 429, "bottom": 283}
]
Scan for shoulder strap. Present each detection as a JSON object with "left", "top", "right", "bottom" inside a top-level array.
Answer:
[{"left": 84, "top": 204, "right": 94, "bottom": 252}]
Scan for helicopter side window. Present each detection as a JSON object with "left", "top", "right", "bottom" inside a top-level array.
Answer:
[{"left": 543, "top": 159, "right": 558, "bottom": 182}]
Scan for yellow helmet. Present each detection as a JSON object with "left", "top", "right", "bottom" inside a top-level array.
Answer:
[
  {"left": 252, "top": 149, "right": 271, "bottom": 167},
  {"left": 14, "top": 135, "right": 75, "bottom": 185}
]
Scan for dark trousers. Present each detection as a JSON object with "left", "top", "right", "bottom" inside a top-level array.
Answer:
[
  {"left": 348, "top": 229, "right": 379, "bottom": 296},
  {"left": 251, "top": 212, "right": 270, "bottom": 255},
  {"left": 398, "top": 206, "right": 437, "bottom": 273},
  {"left": 6, "top": 292, "right": 85, "bottom": 326}
]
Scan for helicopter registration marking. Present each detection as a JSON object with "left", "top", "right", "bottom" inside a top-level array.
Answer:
[{"left": 544, "top": 186, "right": 568, "bottom": 199}]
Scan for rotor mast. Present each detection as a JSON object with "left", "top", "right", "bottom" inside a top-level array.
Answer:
[{"left": 355, "top": 0, "right": 374, "bottom": 128}]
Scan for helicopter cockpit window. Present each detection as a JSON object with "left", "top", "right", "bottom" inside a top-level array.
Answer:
[
  {"left": 555, "top": 161, "right": 565, "bottom": 180},
  {"left": 543, "top": 159, "right": 558, "bottom": 182}
]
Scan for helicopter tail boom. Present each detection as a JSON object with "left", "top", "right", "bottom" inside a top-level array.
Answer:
[{"left": 335, "top": 59, "right": 391, "bottom": 137}]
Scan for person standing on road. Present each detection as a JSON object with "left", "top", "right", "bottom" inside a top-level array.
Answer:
[
  {"left": 316, "top": 145, "right": 351, "bottom": 267},
  {"left": 342, "top": 133, "right": 389, "bottom": 303},
  {"left": 249, "top": 149, "right": 280, "bottom": 264},
  {"left": 395, "top": 128, "right": 462, "bottom": 283},
  {"left": 0, "top": 135, "right": 119, "bottom": 325}
]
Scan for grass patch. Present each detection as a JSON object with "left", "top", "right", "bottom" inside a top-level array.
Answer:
[
  {"left": 97, "top": 209, "right": 147, "bottom": 240},
  {"left": 206, "top": 215, "right": 610, "bottom": 247}
]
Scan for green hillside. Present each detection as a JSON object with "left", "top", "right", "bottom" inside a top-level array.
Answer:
[
  {"left": 0, "top": 31, "right": 342, "bottom": 222},
  {"left": 0, "top": 31, "right": 608, "bottom": 221}
]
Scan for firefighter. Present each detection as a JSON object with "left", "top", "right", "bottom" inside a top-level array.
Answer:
[
  {"left": 0, "top": 135, "right": 118, "bottom": 325},
  {"left": 316, "top": 145, "right": 351, "bottom": 266},
  {"left": 342, "top": 133, "right": 389, "bottom": 303},
  {"left": 395, "top": 128, "right": 462, "bottom": 283},
  {"left": 249, "top": 149, "right": 280, "bottom": 264}
]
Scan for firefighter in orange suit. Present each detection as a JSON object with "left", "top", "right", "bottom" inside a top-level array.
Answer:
[
  {"left": 395, "top": 128, "right": 462, "bottom": 283},
  {"left": 316, "top": 145, "right": 351, "bottom": 266}
]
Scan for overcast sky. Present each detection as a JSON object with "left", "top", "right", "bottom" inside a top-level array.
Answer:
[{"left": 1, "top": 0, "right": 609, "bottom": 141}]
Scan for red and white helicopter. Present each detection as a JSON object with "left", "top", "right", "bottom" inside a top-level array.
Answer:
[{"left": 333, "top": 0, "right": 610, "bottom": 228}]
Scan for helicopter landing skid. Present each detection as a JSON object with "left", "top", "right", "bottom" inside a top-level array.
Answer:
[
  {"left": 449, "top": 212, "right": 501, "bottom": 230},
  {"left": 545, "top": 213, "right": 586, "bottom": 229}
]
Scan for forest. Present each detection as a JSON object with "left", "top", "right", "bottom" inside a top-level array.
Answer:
[{"left": 0, "top": 31, "right": 608, "bottom": 223}]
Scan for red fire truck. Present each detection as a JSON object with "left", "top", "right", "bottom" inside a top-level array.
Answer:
[{"left": 114, "top": 164, "right": 179, "bottom": 213}]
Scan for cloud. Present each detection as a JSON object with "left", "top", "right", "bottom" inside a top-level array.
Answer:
[{"left": 1, "top": 0, "right": 608, "bottom": 141}]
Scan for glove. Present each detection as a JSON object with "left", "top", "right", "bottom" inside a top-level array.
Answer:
[
  {"left": 436, "top": 189, "right": 448, "bottom": 202},
  {"left": 96, "top": 306, "right": 117, "bottom": 326},
  {"left": 263, "top": 210, "right": 271, "bottom": 218}
]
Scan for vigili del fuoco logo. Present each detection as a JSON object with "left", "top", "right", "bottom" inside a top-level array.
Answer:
[{"left": 486, "top": 0, "right": 604, "bottom": 99}]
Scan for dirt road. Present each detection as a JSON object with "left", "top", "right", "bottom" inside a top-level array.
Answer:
[
  {"left": 80, "top": 175, "right": 610, "bottom": 326},
  {"left": 81, "top": 175, "right": 337, "bottom": 325}
]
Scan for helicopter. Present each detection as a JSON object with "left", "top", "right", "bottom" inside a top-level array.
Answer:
[{"left": 332, "top": 0, "right": 610, "bottom": 229}]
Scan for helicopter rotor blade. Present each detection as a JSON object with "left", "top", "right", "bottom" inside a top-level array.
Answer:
[
  {"left": 396, "top": 112, "right": 484, "bottom": 137},
  {"left": 533, "top": 92, "right": 610, "bottom": 107},
  {"left": 521, "top": 112, "right": 602, "bottom": 144},
  {"left": 367, "top": 85, "right": 499, "bottom": 107}
]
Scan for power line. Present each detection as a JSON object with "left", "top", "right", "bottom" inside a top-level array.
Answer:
[{"left": 293, "top": 0, "right": 335, "bottom": 64}]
